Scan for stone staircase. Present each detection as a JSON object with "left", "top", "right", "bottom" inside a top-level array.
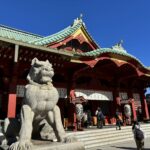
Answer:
[{"left": 68, "top": 123, "right": 150, "bottom": 149}]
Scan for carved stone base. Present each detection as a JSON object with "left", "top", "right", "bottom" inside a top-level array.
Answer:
[
  {"left": 0, "top": 140, "right": 85, "bottom": 150},
  {"left": 32, "top": 140, "right": 85, "bottom": 150}
]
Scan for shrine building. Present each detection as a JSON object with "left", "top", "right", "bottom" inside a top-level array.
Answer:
[{"left": 0, "top": 17, "right": 150, "bottom": 129}]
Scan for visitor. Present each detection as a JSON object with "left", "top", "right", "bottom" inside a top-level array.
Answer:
[
  {"left": 87, "top": 109, "right": 92, "bottom": 128},
  {"left": 115, "top": 109, "right": 122, "bottom": 130},
  {"left": 137, "top": 107, "right": 142, "bottom": 122},
  {"left": 132, "top": 121, "right": 145, "bottom": 150},
  {"left": 83, "top": 111, "right": 88, "bottom": 128},
  {"left": 96, "top": 107, "right": 104, "bottom": 128}
]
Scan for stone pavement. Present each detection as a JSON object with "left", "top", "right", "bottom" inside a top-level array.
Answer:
[{"left": 88, "top": 137, "right": 150, "bottom": 150}]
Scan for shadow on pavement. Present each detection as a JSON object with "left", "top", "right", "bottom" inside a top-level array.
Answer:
[{"left": 110, "top": 146, "right": 150, "bottom": 150}]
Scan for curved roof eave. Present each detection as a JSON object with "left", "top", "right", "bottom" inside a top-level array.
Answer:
[
  {"left": 74, "top": 48, "right": 150, "bottom": 72},
  {"left": 29, "top": 18, "right": 100, "bottom": 48},
  {"left": 80, "top": 23, "right": 100, "bottom": 48},
  {"left": 29, "top": 19, "right": 83, "bottom": 45}
]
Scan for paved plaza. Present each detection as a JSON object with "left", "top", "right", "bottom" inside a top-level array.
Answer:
[{"left": 88, "top": 138, "right": 150, "bottom": 150}]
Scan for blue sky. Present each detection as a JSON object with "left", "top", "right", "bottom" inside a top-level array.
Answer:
[{"left": 0, "top": 0, "right": 150, "bottom": 68}]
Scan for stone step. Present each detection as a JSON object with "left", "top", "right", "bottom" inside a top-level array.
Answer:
[
  {"left": 74, "top": 126, "right": 150, "bottom": 139},
  {"left": 85, "top": 133, "right": 150, "bottom": 149},
  {"left": 76, "top": 127, "right": 150, "bottom": 141},
  {"left": 72, "top": 124, "right": 150, "bottom": 136},
  {"left": 68, "top": 123, "right": 150, "bottom": 149},
  {"left": 79, "top": 132, "right": 133, "bottom": 142}
]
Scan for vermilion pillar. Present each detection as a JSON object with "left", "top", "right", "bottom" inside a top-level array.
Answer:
[
  {"left": 128, "top": 90, "right": 138, "bottom": 121},
  {"left": 70, "top": 89, "right": 76, "bottom": 102},
  {"left": 129, "top": 99, "right": 137, "bottom": 121},
  {"left": 7, "top": 72, "right": 18, "bottom": 118},
  {"left": 7, "top": 45, "right": 19, "bottom": 118},
  {"left": 7, "top": 94, "right": 17, "bottom": 118},
  {"left": 141, "top": 93, "right": 149, "bottom": 120}
]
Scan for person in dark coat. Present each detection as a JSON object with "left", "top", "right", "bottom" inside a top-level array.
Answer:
[
  {"left": 132, "top": 121, "right": 145, "bottom": 150},
  {"left": 96, "top": 107, "right": 104, "bottom": 129},
  {"left": 87, "top": 109, "right": 92, "bottom": 128},
  {"left": 115, "top": 109, "right": 122, "bottom": 130}
]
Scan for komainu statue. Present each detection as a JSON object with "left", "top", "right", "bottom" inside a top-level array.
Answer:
[
  {"left": 124, "top": 104, "right": 132, "bottom": 125},
  {"left": 3, "top": 58, "right": 79, "bottom": 150},
  {"left": 75, "top": 104, "right": 83, "bottom": 130}
]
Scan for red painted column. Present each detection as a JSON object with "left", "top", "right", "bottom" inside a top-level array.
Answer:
[
  {"left": 128, "top": 90, "right": 137, "bottom": 121},
  {"left": 141, "top": 93, "right": 149, "bottom": 120},
  {"left": 129, "top": 99, "right": 137, "bottom": 121},
  {"left": 70, "top": 89, "right": 76, "bottom": 102},
  {"left": 7, "top": 94, "right": 17, "bottom": 118},
  {"left": 7, "top": 62, "right": 19, "bottom": 118}
]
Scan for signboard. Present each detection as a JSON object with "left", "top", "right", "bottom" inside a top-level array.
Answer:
[{"left": 75, "top": 89, "right": 113, "bottom": 101}]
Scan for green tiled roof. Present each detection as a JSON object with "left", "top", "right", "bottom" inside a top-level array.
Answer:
[
  {"left": 0, "top": 22, "right": 149, "bottom": 72},
  {"left": 74, "top": 46, "right": 150, "bottom": 70},
  {"left": 29, "top": 18, "right": 83, "bottom": 45},
  {"left": 0, "top": 24, "right": 42, "bottom": 43},
  {"left": 0, "top": 18, "right": 99, "bottom": 48}
]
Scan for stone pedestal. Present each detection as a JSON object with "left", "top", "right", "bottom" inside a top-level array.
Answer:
[
  {"left": 32, "top": 140, "right": 85, "bottom": 150},
  {"left": 0, "top": 140, "right": 85, "bottom": 150}
]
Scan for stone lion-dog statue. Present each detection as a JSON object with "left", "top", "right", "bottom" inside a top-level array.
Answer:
[{"left": 5, "top": 58, "right": 76, "bottom": 150}]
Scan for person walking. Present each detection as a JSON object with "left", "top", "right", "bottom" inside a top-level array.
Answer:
[
  {"left": 115, "top": 109, "right": 122, "bottom": 130},
  {"left": 87, "top": 109, "right": 92, "bottom": 128},
  {"left": 83, "top": 111, "right": 88, "bottom": 128},
  {"left": 96, "top": 107, "right": 104, "bottom": 129},
  {"left": 132, "top": 121, "right": 145, "bottom": 150}
]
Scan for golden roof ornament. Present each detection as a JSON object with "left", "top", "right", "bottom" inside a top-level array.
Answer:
[
  {"left": 73, "top": 14, "right": 83, "bottom": 26},
  {"left": 112, "top": 40, "right": 127, "bottom": 53}
]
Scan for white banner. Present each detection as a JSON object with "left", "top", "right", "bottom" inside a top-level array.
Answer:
[{"left": 75, "top": 89, "right": 113, "bottom": 101}]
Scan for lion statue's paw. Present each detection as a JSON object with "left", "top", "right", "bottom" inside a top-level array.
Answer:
[{"left": 9, "top": 141, "right": 33, "bottom": 150}]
